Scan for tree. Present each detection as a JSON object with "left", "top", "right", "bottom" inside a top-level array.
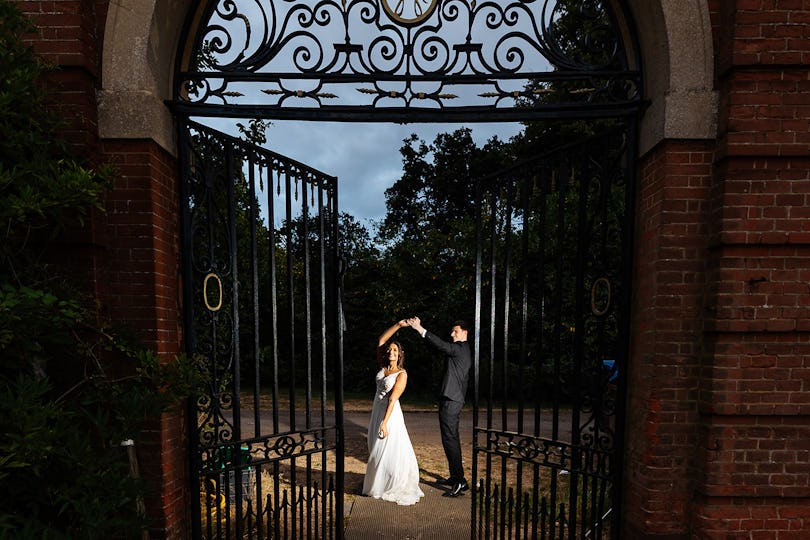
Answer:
[
  {"left": 368, "top": 128, "right": 516, "bottom": 394},
  {"left": 379, "top": 128, "right": 514, "bottom": 243},
  {"left": 513, "top": 0, "right": 632, "bottom": 159}
]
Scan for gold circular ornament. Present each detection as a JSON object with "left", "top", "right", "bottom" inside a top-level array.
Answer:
[
  {"left": 590, "top": 277, "right": 611, "bottom": 316},
  {"left": 381, "top": 0, "right": 439, "bottom": 25},
  {"left": 203, "top": 272, "right": 223, "bottom": 312}
]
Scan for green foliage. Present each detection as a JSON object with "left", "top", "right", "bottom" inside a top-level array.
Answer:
[
  {"left": 332, "top": 128, "right": 516, "bottom": 394},
  {"left": 0, "top": 282, "right": 208, "bottom": 539},
  {"left": 0, "top": 2, "right": 207, "bottom": 537},
  {"left": 0, "top": 1, "right": 111, "bottom": 279},
  {"left": 0, "top": 284, "right": 85, "bottom": 376},
  {"left": 0, "top": 1, "right": 57, "bottom": 163},
  {"left": 237, "top": 118, "right": 273, "bottom": 146},
  {"left": 378, "top": 128, "right": 513, "bottom": 243},
  {"left": 0, "top": 159, "right": 109, "bottom": 228},
  {"left": 0, "top": 351, "right": 204, "bottom": 540}
]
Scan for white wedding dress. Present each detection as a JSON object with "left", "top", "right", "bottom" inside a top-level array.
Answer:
[{"left": 362, "top": 369, "right": 424, "bottom": 505}]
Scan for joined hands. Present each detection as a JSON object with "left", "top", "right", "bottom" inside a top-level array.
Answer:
[{"left": 404, "top": 316, "right": 425, "bottom": 335}]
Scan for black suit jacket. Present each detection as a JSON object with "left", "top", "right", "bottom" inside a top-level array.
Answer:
[{"left": 424, "top": 331, "right": 471, "bottom": 402}]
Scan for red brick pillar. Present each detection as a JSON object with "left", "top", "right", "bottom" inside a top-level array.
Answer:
[
  {"left": 99, "top": 140, "right": 189, "bottom": 539},
  {"left": 624, "top": 140, "right": 715, "bottom": 539},
  {"left": 691, "top": 2, "right": 810, "bottom": 537}
]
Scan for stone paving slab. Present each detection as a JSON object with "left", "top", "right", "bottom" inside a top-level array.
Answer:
[{"left": 345, "top": 482, "right": 471, "bottom": 539}]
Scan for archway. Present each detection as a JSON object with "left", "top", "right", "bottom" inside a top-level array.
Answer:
[
  {"left": 96, "top": 1, "right": 717, "bottom": 538},
  {"left": 98, "top": 0, "right": 717, "bottom": 153}
]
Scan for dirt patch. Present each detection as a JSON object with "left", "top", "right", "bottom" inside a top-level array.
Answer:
[{"left": 237, "top": 394, "right": 532, "bottom": 495}]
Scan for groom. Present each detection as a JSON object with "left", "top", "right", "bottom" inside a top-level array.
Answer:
[{"left": 407, "top": 317, "right": 471, "bottom": 497}]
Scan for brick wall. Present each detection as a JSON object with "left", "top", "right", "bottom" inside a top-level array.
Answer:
[
  {"left": 624, "top": 1, "right": 810, "bottom": 538},
  {"left": 98, "top": 138, "right": 188, "bottom": 537},
  {"left": 138, "top": 405, "right": 190, "bottom": 539},
  {"left": 624, "top": 140, "right": 715, "bottom": 538},
  {"left": 98, "top": 140, "right": 184, "bottom": 354},
  {"left": 695, "top": 0, "right": 810, "bottom": 537},
  {"left": 20, "top": 0, "right": 102, "bottom": 153},
  {"left": 20, "top": 0, "right": 100, "bottom": 71}
]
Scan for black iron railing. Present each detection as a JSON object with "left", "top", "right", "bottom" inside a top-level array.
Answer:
[
  {"left": 173, "top": 0, "right": 643, "bottom": 121},
  {"left": 179, "top": 120, "right": 344, "bottom": 540},
  {"left": 471, "top": 125, "right": 634, "bottom": 540}
]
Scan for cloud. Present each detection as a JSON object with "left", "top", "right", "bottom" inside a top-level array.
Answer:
[
  {"left": 195, "top": 117, "right": 520, "bottom": 228},
  {"left": 265, "top": 120, "right": 521, "bottom": 224}
]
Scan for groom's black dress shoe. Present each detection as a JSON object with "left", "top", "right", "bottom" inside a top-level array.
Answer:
[
  {"left": 442, "top": 480, "right": 469, "bottom": 497},
  {"left": 437, "top": 477, "right": 455, "bottom": 486}
]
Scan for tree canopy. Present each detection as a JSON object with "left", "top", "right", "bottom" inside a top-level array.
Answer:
[{"left": 333, "top": 127, "right": 518, "bottom": 393}]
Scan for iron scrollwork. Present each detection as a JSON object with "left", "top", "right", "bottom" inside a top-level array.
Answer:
[
  {"left": 199, "top": 426, "right": 337, "bottom": 474},
  {"left": 579, "top": 357, "right": 618, "bottom": 451},
  {"left": 177, "top": 0, "right": 641, "bottom": 118},
  {"left": 477, "top": 428, "right": 612, "bottom": 479}
]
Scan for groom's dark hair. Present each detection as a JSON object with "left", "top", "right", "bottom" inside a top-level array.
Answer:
[{"left": 453, "top": 320, "right": 470, "bottom": 332}]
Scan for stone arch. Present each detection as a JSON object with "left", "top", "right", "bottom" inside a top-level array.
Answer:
[
  {"left": 98, "top": 0, "right": 717, "bottom": 156},
  {"left": 96, "top": 2, "right": 720, "bottom": 536},
  {"left": 98, "top": 0, "right": 192, "bottom": 152},
  {"left": 626, "top": 0, "right": 717, "bottom": 154}
]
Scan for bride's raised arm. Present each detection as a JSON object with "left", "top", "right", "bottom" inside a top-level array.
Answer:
[{"left": 377, "top": 319, "right": 408, "bottom": 349}]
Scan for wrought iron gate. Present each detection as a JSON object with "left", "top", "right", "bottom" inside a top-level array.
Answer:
[
  {"left": 471, "top": 125, "right": 635, "bottom": 539},
  {"left": 178, "top": 120, "right": 344, "bottom": 539},
  {"left": 172, "top": 1, "right": 645, "bottom": 538},
  {"left": 172, "top": 0, "right": 642, "bottom": 122}
]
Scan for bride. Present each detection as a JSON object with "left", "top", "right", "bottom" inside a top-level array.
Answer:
[{"left": 361, "top": 320, "right": 424, "bottom": 505}]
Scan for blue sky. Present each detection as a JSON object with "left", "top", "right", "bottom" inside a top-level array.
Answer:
[
  {"left": 202, "top": 118, "right": 523, "bottom": 228},
  {"left": 263, "top": 120, "right": 522, "bottom": 225}
]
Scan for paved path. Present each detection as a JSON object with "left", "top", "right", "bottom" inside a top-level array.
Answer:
[{"left": 345, "top": 481, "right": 472, "bottom": 540}]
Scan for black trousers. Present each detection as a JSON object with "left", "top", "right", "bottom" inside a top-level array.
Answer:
[{"left": 438, "top": 397, "right": 465, "bottom": 482}]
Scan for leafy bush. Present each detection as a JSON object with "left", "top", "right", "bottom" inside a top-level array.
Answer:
[{"left": 0, "top": 2, "right": 205, "bottom": 538}]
